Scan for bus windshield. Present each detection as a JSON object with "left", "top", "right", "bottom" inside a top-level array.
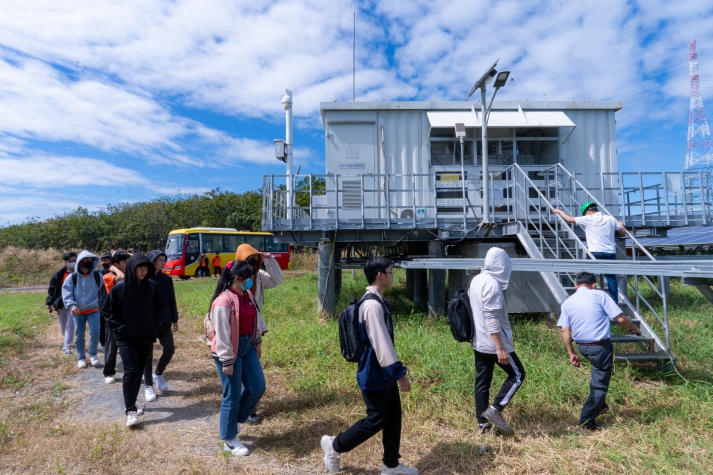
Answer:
[{"left": 165, "top": 234, "right": 184, "bottom": 260}]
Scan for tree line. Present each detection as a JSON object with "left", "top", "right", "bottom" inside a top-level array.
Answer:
[{"left": 0, "top": 189, "right": 262, "bottom": 252}]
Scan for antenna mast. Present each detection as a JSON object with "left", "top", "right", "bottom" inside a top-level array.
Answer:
[
  {"left": 352, "top": 2, "right": 356, "bottom": 101},
  {"left": 685, "top": 39, "right": 713, "bottom": 171}
]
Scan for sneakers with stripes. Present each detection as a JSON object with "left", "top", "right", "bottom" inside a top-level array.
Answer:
[{"left": 223, "top": 437, "right": 249, "bottom": 456}]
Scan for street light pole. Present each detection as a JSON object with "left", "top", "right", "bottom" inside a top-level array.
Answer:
[
  {"left": 480, "top": 85, "right": 490, "bottom": 223},
  {"left": 467, "top": 64, "right": 510, "bottom": 225}
]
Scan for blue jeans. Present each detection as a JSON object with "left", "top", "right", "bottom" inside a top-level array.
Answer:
[
  {"left": 213, "top": 335, "right": 266, "bottom": 441},
  {"left": 590, "top": 252, "right": 618, "bottom": 301},
  {"left": 577, "top": 341, "right": 613, "bottom": 425},
  {"left": 73, "top": 311, "right": 100, "bottom": 361}
]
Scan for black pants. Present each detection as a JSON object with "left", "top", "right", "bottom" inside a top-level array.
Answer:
[
  {"left": 474, "top": 350, "right": 526, "bottom": 423},
  {"left": 103, "top": 323, "right": 119, "bottom": 377},
  {"left": 144, "top": 326, "right": 175, "bottom": 385},
  {"left": 333, "top": 384, "right": 402, "bottom": 468},
  {"left": 118, "top": 341, "right": 153, "bottom": 413}
]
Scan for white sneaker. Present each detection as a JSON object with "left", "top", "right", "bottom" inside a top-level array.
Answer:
[
  {"left": 77, "top": 359, "right": 87, "bottom": 369},
  {"left": 89, "top": 356, "right": 99, "bottom": 366},
  {"left": 144, "top": 385, "right": 157, "bottom": 402},
  {"left": 153, "top": 373, "right": 168, "bottom": 392},
  {"left": 320, "top": 435, "right": 340, "bottom": 473},
  {"left": 223, "top": 437, "right": 249, "bottom": 456},
  {"left": 104, "top": 376, "right": 116, "bottom": 384},
  {"left": 126, "top": 411, "right": 139, "bottom": 427},
  {"left": 381, "top": 463, "right": 419, "bottom": 475}
]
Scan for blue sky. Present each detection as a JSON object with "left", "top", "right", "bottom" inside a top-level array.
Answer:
[{"left": 1, "top": 0, "right": 712, "bottom": 225}]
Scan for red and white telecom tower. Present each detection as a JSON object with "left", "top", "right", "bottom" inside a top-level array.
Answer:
[{"left": 685, "top": 39, "right": 713, "bottom": 171}]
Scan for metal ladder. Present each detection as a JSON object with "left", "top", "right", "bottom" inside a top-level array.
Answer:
[{"left": 499, "top": 163, "right": 673, "bottom": 363}]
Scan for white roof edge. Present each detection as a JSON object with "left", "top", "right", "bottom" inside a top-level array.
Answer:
[
  {"left": 321, "top": 100, "right": 622, "bottom": 112},
  {"left": 426, "top": 110, "right": 576, "bottom": 128}
]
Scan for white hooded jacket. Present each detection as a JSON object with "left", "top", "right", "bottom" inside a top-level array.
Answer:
[{"left": 468, "top": 247, "right": 514, "bottom": 354}]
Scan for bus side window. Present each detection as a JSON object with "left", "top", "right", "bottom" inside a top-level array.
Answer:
[
  {"left": 186, "top": 234, "right": 200, "bottom": 264},
  {"left": 246, "top": 235, "right": 263, "bottom": 251},
  {"left": 224, "top": 235, "right": 239, "bottom": 254}
]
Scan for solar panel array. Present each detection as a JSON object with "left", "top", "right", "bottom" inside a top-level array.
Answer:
[{"left": 634, "top": 226, "right": 713, "bottom": 247}]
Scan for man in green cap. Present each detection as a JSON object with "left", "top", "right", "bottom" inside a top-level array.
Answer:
[{"left": 552, "top": 202, "right": 627, "bottom": 302}]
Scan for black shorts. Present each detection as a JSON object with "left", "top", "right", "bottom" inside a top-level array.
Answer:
[{"left": 213, "top": 267, "right": 222, "bottom": 275}]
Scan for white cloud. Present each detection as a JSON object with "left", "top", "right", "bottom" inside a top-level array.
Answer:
[
  {"left": 0, "top": 155, "right": 151, "bottom": 187},
  {"left": 0, "top": 0, "right": 713, "bottom": 224}
]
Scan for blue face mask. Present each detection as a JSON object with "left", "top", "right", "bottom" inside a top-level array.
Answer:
[{"left": 242, "top": 278, "right": 253, "bottom": 291}]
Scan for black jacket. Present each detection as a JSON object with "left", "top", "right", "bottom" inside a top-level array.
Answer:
[
  {"left": 147, "top": 250, "right": 179, "bottom": 326},
  {"left": 104, "top": 254, "right": 168, "bottom": 345},
  {"left": 46, "top": 266, "right": 69, "bottom": 309}
]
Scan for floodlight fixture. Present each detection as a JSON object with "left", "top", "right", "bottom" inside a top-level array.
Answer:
[{"left": 493, "top": 71, "right": 510, "bottom": 89}]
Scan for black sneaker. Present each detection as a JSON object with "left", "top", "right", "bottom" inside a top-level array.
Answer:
[
  {"left": 478, "top": 422, "right": 493, "bottom": 434},
  {"left": 581, "top": 420, "right": 605, "bottom": 431}
]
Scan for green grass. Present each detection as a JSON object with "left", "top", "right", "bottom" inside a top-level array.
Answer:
[
  {"left": 2, "top": 271, "right": 713, "bottom": 472},
  {"left": 0, "top": 293, "right": 51, "bottom": 358}
]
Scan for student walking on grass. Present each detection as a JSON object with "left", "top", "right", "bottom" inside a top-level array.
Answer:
[
  {"left": 142, "top": 250, "right": 179, "bottom": 401},
  {"left": 46, "top": 251, "right": 77, "bottom": 354},
  {"left": 321, "top": 256, "right": 418, "bottom": 475},
  {"left": 235, "top": 242, "right": 284, "bottom": 423},
  {"left": 102, "top": 250, "right": 130, "bottom": 384},
  {"left": 469, "top": 247, "right": 526, "bottom": 435},
  {"left": 208, "top": 260, "right": 266, "bottom": 456},
  {"left": 62, "top": 250, "right": 102, "bottom": 368},
  {"left": 558, "top": 271, "right": 641, "bottom": 430},
  {"left": 104, "top": 254, "right": 168, "bottom": 427}
]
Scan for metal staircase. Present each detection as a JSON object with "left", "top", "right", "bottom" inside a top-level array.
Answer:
[{"left": 498, "top": 163, "right": 674, "bottom": 363}]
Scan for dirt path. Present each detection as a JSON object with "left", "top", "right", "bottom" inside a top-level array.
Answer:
[{"left": 49, "top": 333, "right": 325, "bottom": 473}]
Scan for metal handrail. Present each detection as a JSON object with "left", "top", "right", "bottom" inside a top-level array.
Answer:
[{"left": 502, "top": 163, "right": 672, "bottom": 358}]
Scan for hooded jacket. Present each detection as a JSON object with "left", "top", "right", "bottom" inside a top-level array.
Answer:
[
  {"left": 235, "top": 243, "right": 283, "bottom": 336},
  {"left": 468, "top": 247, "right": 515, "bottom": 354},
  {"left": 61, "top": 250, "right": 101, "bottom": 313},
  {"left": 234, "top": 243, "right": 284, "bottom": 309},
  {"left": 148, "top": 250, "right": 179, "bottom": 325},
  {"left": 104, "top": 253, "right": 168, "bottom": 344}
]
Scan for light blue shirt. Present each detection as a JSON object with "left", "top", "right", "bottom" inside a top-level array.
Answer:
[{"left": 557, "top": 287, "right": 623, "bottom": 343}]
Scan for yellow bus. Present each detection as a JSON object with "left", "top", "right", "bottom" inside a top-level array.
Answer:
[{"left": 163, "top": 227, "right": 289, "bottom": 278}]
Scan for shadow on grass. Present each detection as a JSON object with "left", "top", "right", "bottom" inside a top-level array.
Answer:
[{"left": 415, "top": 440, "right": 497, "bottom": 474}]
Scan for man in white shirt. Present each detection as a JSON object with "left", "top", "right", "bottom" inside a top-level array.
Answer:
[
  {"left": 552, "top": 202, "right": 628, "bottom": 302},
  {"left": 557, "top": 271, "right": 641, "bottom": 430}
]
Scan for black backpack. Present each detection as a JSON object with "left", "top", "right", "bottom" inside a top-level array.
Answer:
[
  {"left": 338, "top": 293, "right": 382, "bottom": 362},
  {"left": 447, "top": 288, "right": 474, "bottom": 342}
]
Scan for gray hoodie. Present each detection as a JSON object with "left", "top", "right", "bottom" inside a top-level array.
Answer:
[
  {"left": 468, "top": 247, "right": 514, "bottom": 354},
  {"left": 61, "top": 250, "right": 101, "bottom": 313}
]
